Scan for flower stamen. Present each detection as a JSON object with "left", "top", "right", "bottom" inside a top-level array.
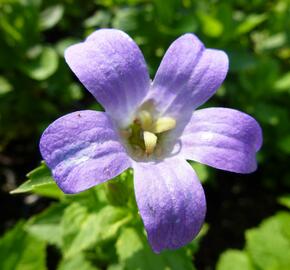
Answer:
[
  {"left": 143, "top": 131, "right": 157, "bottom": 155},
  {"left": 121, "top": 109, "right": 176, "bottom": 159},
  {"left": 152, "top": 117, "right": 176, "bottom": 133},
  {"left": 138, "top": 110, "right": 153, "bottom": 130}
]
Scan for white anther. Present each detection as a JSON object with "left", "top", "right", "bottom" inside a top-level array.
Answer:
[
  {"left": 138, "top": 110, "right": 153, "bottom": 130},
  {"left": 143, "top": 131, "right": 157, "bottom": 155},
  {"left": 153, "top": 117, "right": 176, "bottom": 133}
]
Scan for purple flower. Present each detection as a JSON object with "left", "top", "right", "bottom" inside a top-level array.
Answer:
[{"left": 40, "top": 29, "right": 262, "bottom": 253}]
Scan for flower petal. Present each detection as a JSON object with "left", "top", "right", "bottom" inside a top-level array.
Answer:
[
  {"left": 147, "top": 34, "right": 228, "bottom": 120},
  {"left": 177, "top": 108, "right": 262, "bottom": 173},
  {"left": 40, "top": 110, "right": 131, "bottom": 193},
  {"left": 133, "top": 157, "right": 206, "bottom": 253},
  {"left": 65, "top": 29, "right": 150, "bottom": 127}
]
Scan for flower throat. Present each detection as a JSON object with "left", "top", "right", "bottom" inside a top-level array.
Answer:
[{"left": 121, "top": 110, "right": 176, "bottom": 159}]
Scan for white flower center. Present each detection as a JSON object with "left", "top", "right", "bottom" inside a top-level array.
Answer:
[{"left": 120, "top": 109, "right": 176, "bottom": 160}]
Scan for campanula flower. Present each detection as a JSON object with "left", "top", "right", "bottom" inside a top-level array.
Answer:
[{"left": 40, "top": 29, "right": 262, "bottom": 253}]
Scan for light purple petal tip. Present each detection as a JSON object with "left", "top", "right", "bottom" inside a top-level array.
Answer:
[
  {"left": 133, "top": 157, "right": 206, "bottom": 253},
  {"left": 64, "top": 29, "right": 150, "bottom": 127},
  {"left": 177, "top": 108, "right": 262, "bottom": 173},
  {"left": 40, "top": 110, "right": 131, "bottom": 193},
  {"left": 147, "top": 34, "right": 228, "bottom": 120}
]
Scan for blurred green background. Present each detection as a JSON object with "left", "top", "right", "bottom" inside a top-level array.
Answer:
[{"left": 0, "top": 0, "right": 290, "bottom": 269}]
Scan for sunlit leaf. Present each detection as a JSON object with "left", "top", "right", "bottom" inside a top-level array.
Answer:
[
  {"left": 274, "top": 72, "right": 290, "bottom": 92},
  {"left": 39, "top": 5, "right": 64, "bottom": 31},
  {"left": 64, "top": 204, "right": 131, "bottom": 258},
  {"left": 58, "top": 253, "right": 99, "bottom": 270},
  {"left": 236, "top": 14, "right": 267, "bottom": 35},
  {"left": 20, "top": 46, "right": 59, "bottom": 80},
  {"left": 0, "top": 76, "right": 13, "bottom": 95},
  {"left": 217, "top": 250, "right": 254, "bottom": 270},
  {"left": 112, "top": 7, "right": 139, "bottom": 32},
  {"left": 278, "top": 195, "right": 290, "bottom": 209},
  {"left": 61, "top": 203, "right": 88, "bottom": 253},
  {"left": 189, "top": 161, "right": 210, "bottom": 183},
  {"left": 26, "top": 203, "right": 66, "bottom": 247},
  {"left": 116, "top": 228, "right": 195, "bottom": 270},
  {"left": 198, "top": 12, "right": 223, "bottom": 38},
  {"left": 10, "top": 162, "right": 57, "bottom": 195},
  {"left": 255, "top": 32, "right": 287, "bottom": 52},
  {"left": 84, "top": 10, "right": 111, "bottom": 28},
  {"left": 0, "top": 222, "right": 46, "bottom": 270},
  {"left": 245, "top": 212, "right": 290, "bottom": 270}
]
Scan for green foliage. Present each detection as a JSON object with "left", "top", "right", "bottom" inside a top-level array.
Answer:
[
  {"left": 1, "top": 0, "right": 290, "bottom": 269},
  {"left": 58, "top": 253, "right": 100, "bottom": 270},
  {"left": 246, "top": 212, "right": 290, "bottom": 270},
  {"left": 116, "top": 227, "right": 196, "bottom": 270},
  {"left": 278, "top": 194, "right": 290, "bottom": 209},
  {"left": 0, "top": 76, "right": 13, "bottom": 95},
  {"left": 217, "top": 250, "right": 254, "bottom": 270},
  {"left": 7, "top": 163, "right": 204, "bottom": 268},
  {"left": 26, "top": 203, "right": 65, "bottom": 247},
  {"left": 217, "top": 212, "right": 290, "bottom": 270},
  {"left": 19, "top": 46, "right": 59, "bottom": 80},
  {"left": 10, "top": 162, "right": 62, "bottom": 199},
  {"left": 39, "top": 4, "right": 64, "bottom": 31},
  {"left": 0, "top": 222, "right": 46, "bottom": 270}
]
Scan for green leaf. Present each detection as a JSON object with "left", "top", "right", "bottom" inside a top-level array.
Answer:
[
  {"left": 65, "top": 213, "right": 100, "bottom": 257},
  {"left": 0, "top": 76, "right": 13, "bottom": 95},
  {"left": 116, "top": 227, "right": 195, "bottom": 270},
  {"left": 84, "top": 10, "right": 111, "bottom": 28},
  {"left": 236, "top": 14, "right": 267, "bottom": 35},
  {"left": 216, "top": 250, "right": 254, "bottom": 270},
  {"left": 245, "top": 212, "right": 290, "bottom": 270},
  {"left": 58, "top": 253, "right": 99, "bottom": 270},
  {"left": 274, "top": 72, "right": 290, "bottom": 92},
  {"left": 278, "top": 135, "right": 290, "bottom": 154},
  {"left": 64, "top": 205, "right": 130, "bottom": 258},
  {"left": 20, "top": 46, "right": 59, "bottom": 80},
  {"left": 10, "top": 162, "right": 62, "bottom": 198},
  {"left": 189, "top": 162, "right": 210, "bottom": 183},
  {"left": 61, "top": 203, "right": 89, "bottom": 254},
  {"left": 26, "top": 203, "right": 66, "bottom": 247},
  {"left": 39, "top": 5, "right": 64, "bottom": 31},
  {"left": 255, "top": 32, "right": 287, "bottom": 52},
  {"left": 33, "top": 183, "right": 64, "bottom": 199},
  {"left": 198, "top": 12, "right": 223, "bottom": 38},
  {"left": 0, "top": 222, "right": 46, "bottom": 270},
  {"left": 63, "top": 185, "right": 106, "bottom": 211},
  {"left": 112, "top": 8, "right": 139, "bottom": 32},
  {"left": 104, "top": 170, "right": 133, "bottom": 206},
  {"left": 107, "top": 264, "right": 125, "bottom": 270},
  {"left": 278, "top": 195, "right": 290, "bottom": 209},
  {"left": 92, "top": 206, "right": 131, "bottom": 243}
]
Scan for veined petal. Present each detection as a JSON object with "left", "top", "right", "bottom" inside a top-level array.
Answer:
[
  {"left": 133, "top": 158, "right": 206, "bottom": 253},
  {"left": 177, "top": 108, "right": 262, "bottom": 173},
  {"left": 65, "top": 29, "right": 150, "bottom": 127},
  {"left": 40, "top": 110, "right": 131, "bottom": 193},
  {"left": 147, "top": 34, "right": 228, "bottom": 121}
]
